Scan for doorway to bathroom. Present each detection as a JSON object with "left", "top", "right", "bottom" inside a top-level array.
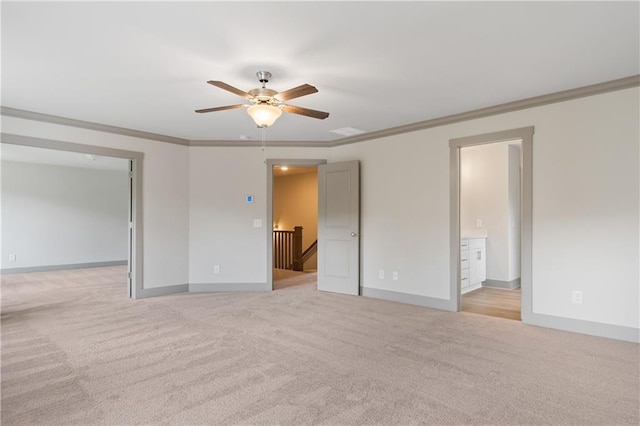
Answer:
[
  {"left": 459, "top": 140, "right": 522, "bottom": 320},
  {"left": 449, "top": 126, "right": 533, "bottom": 322}
]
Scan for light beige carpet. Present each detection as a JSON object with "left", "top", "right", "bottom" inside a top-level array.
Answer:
[{"left": 1, "top": 266, "right": 638, "bottom": 425}]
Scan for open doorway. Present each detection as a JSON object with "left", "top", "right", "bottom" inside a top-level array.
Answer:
[
  {"left": 271, "top": 165, "right": 318, "bottom": 290},
  {"left": 459, "top": 140, "right": 522, "bottom": 320},
  {"left": 1, "top": 136, "right": 143, "bottom": 298},
  {"left": 449, "top": 127, "right": 533, "bottom": 322},
  {"left": 266, "top": 159, "right": 326, "bottom": 291}
]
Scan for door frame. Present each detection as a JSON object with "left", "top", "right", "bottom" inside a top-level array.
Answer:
[
  {"left": 449, "top": 126, "right": 533, "bottom": 322},
  {"left": 1, "top": 133, "right": 144, "bottom": 298},
  {"left": 266, "top": 158, "right": 326, "bottom": 290}
]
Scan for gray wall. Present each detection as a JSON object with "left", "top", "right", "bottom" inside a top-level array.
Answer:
[{"left": 1, "top": 160, "right": 129, "bottom": 270}]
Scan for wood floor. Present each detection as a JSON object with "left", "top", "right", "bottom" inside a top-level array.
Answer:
[{"left": 462, "top": 286, "right": 521, "bottom": 320}]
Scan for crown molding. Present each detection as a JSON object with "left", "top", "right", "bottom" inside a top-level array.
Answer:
[
  {"left": 330, "top": 74, "right": 640, "bottom": 146},
  {"left": 2, "top": 75, "right": 638, "bottom": 148},
  {"left": 190, "top": 139, "right": 330, "bottom": 148},
  {"left": 0, "top": 107, "right": 191, "bottom": 146}
]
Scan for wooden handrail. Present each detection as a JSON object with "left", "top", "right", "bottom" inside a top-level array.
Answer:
[{"left": 301, "top": 240, "right": 317, "bottom": 263}]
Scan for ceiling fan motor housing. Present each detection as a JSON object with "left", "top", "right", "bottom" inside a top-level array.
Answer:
[{"left": 256, "top": 71, "right": 272, "bottom": 84}]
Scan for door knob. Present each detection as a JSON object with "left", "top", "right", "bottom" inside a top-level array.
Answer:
[{"left": 351, "top": 232, "right": 358, "bottom": 237}]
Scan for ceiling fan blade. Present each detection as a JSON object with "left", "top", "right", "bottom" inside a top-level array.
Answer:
[
  {"left": 195, "top": 104, "right": 245, "bottom": 113},
  {"left": 207, "top": 81, "right": 253, "bottom": 100},
  {"left": 282, "top": 104, "right": 329, "bottom": 120},
  {"left": 274, "top": 84, "right": 318, "bottom": 101}
]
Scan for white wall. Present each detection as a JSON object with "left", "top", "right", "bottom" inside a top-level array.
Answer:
[
  {"left": 1, "top": 117, "right": 190, "bottom": 288},
  {"left": 330, "top": 87, "right": 639, "bottom": 330},
  {"left": 188, "top": 146, "right": 328, "bottom": 285},
  {"left": 273, "top": 170, "right": 318, "bottom": 270},
  {"left": 1, "top": 160, "right": 128, "bottom": 269}
]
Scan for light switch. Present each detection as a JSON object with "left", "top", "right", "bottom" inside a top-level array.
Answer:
[{"left": 253, "top": 219, "right": 262, "bottom": 228}]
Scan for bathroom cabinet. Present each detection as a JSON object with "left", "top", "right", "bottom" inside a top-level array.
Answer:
[{"left": 461, "top": 237, "right": 486, "bottom": 294}]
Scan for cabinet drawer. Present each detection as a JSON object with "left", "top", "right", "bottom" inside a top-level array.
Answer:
[
  {"left": 460, "top": 249, "right": 469, "bottom": 261},
  {"left": 461, "top": 277, "right": 469, "bottom": 288},
  {"left": 460, "top": 268, "right": 469, "bottom": 280},
  {"left": 461, "top": 259, "right": 469, "bottom": 269},
  {"left": 460, "top": 240, "right": 469, "bottom": 250}
]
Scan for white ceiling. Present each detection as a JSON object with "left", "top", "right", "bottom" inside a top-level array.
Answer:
[{"left": 2, "top": 1, "right": 638, "bottom": 143}]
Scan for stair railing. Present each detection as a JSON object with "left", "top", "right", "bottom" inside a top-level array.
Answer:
[{"left": 273, "top": 226, "right": 303, "bottom": 271}]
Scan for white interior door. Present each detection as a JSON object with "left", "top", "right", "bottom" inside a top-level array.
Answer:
[{"left": 317, "top": 161, "right": 360, "bottom": 295}]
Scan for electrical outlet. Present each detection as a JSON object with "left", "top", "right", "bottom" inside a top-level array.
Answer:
[
  {"left": 378, "top": 269, "right": 384, "bottom": 279},
  {"left": 9, "top": 254, "right": 16, "bottom": 262},
  {"left": 253, "top": 219, "right": 262, "bottom": 228},
  {"left": 476, "top": 219, "right": 483, "bottom": 228},
  {"left": 392, "top": 271, "right": 398, "bottom": 281},
  {"left": 572, "top": 290, "right": 583, "bottom": 305},
  {"left": 214, "top": 265, "right": 220, "bottom": 274}
]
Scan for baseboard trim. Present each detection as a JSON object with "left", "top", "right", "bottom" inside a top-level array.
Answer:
[
  {"left": 137, "top": 284, "right": 189, "bottom": 299},
  {"left": 361, "top": 287, "right": 637, "bottom": 343},
  {"left": 523, "top": 312, "right": 639, "bottom": 343},
  {"left": 361, "top": 287, "right": 455, "bottom": 312},
  {"left": 483, "top": 278, "right": 521, "bottom": 290},
  {"left": 189, "top": 282, "right": 270, "bottom": 292},
  {"left": 0, "top": 260, "right": 127, "bottom": 275}
]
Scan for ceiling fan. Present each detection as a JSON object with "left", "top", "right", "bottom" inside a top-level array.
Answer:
[{"left": 195, "top": 71, "right": 329, "bottom": 128}]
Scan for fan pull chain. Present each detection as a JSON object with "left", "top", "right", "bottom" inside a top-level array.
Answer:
[{"left": 261, "top": 126, "right": 266, "bottom": 164}]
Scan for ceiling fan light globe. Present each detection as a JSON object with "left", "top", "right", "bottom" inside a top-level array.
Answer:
[{"left": 247, "top": 104, "right": 282, "bottom": 128}]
